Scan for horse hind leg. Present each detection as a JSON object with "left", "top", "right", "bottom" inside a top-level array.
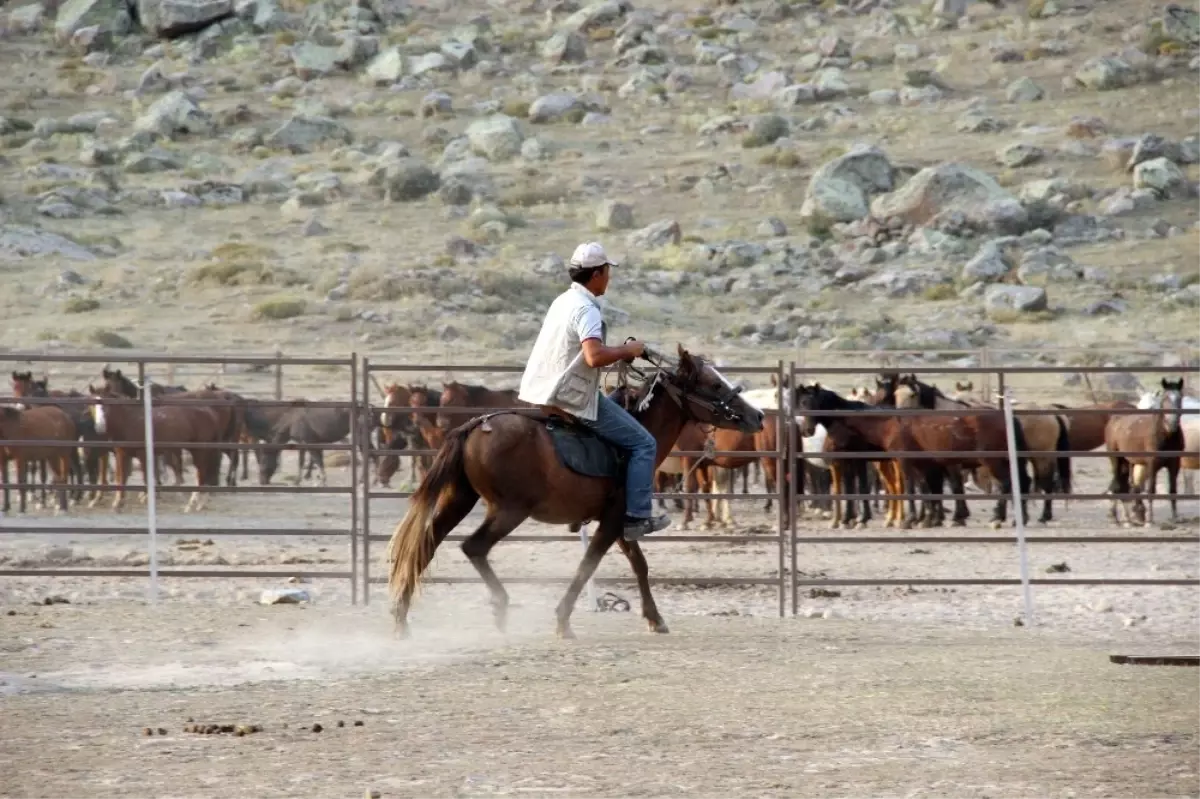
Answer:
[{"left": 460, "top": 506, "right": 529, "bottom": 634}]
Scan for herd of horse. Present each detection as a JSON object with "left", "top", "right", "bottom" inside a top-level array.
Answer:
[{"left": 2, "top": 363, "right": 1197, "bottom": 536}]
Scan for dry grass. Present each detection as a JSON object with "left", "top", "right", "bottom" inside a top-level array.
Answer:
[{"left": 0, "top": 0, "right": 1190, "bottom": 377}]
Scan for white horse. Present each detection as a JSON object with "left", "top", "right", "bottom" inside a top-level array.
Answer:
[{"left": 1134, "top": 389, "right": 1199, "bottom": 508}]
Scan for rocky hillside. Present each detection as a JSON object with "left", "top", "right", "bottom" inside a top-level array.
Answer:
[{"left": 0, "top": 0, "right": 1197, "bottom": 380}]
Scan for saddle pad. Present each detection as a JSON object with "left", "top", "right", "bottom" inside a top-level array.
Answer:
[{"left": 545, "top": 419, "right": 624, "bottom": 479}]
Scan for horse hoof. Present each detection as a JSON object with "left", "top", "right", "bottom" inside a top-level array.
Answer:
[
  {"left": 828, "top": 520, "right": 841, "bottom": 530},
  {"left": 556, "top": 625, "right": 576, "bottom": 640},
  {"left": 989, "top": 520, "right": 1003, "bottom": 530},
  {"left": 648, "top": 620, "right": 670, "bottom": 634}
]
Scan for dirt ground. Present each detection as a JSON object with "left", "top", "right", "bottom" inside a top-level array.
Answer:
[{"left": 2, "top": 443, "right": 1199, "bottom": 798}]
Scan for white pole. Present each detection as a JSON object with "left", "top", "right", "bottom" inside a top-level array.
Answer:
[
  {"left": 579, "top": 523, "right": 597, "bottom": 610},
  {"left": 142, "top": 378, "right": 159, "bottom": 604},
  {"left": 1000, "top": 390, "right": 1033, "bottom": 627}
]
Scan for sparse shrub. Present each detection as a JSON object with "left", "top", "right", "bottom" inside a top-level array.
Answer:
[
  {"left": 758, "top": 150, "right": 804, "bottom": 169},
  {"left": 805, "top": 213, "right": 835, "bottom": 240},
  {"left": 63, "top": 297, "right": 100, "bottom": 313},
  {"left": 88, "top": 329, "right": 133, "bottom": 348},
  {"left": 588, "top": 26, "right": 615, "bottom": 41},
  {"left": 189, "top": 242, "right": 300, "bottom": 287},
  {"left": 252, "top": 297, "right": 306, "bottom": 321},
  {"left": 686, "top": 14, "right": 714, "bottom": 27},
  {"left": 501, "top": 99, "right": 530, "bottom": 119},
  {"left": 921, "top": 284, "right": 957, "bottom": 302},
  {"left": 500, "top": 182, "right": 569, "bottom": 207},
  {"left": 1026, "top": 0, "right": 1047, "bottom": 17}
]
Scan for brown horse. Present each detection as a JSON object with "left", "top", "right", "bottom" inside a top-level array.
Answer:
[
  {"left": 87, "top": 387, "right": 225, "bottom": 512},
  {"left": 0, "top": 405, "right": 77, "bottom": 514},
  {"left": 162, "top": 386, "right": 248, "bottom": 487},
  {"left": 1105, "top": 379, "right": 1185, "bottom": 526},
  {"left": 895, "top": 376, "right": 1071, "bottom": 525},
  {"left": 436, "top": 381, "right": 529, "bottom": 431},
  {"left": 386, "top": 346, "right": 765, "bottom": 639},
  {"left": 795, "top": 383, "right": 1030, "bottom": 529},
  {"left": 98, "top": 368, "right": 187, "bottom": 487}
]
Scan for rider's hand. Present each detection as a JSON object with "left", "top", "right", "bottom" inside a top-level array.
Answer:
[{"left": 623, "top": 340, "right": 645, "bottom": 361}]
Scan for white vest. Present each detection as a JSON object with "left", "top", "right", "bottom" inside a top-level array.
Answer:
[{"left": 518, "top": 283, "right": 606, "bottom": 421}]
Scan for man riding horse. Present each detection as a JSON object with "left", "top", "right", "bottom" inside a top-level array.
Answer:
[{"left": 517, "top": 241, "right": 671, "bottom": 541}]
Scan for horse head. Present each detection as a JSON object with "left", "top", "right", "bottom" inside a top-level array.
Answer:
[
  {"left": 1159, "top": 378, "right": 1185, "bottom": 434},
  {"left": 641, "top": 345, "right": 763, "bottom": 434},
  {"left": 791, "top": 382, "right": 841, "bottom": 437}
]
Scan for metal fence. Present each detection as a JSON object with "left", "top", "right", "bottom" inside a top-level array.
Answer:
[{"left": 2, "top": 351, "right": 1197, "bottom": 619}]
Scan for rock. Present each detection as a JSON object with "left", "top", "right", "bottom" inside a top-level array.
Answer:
[
  {"left": 138, "top": 0, "right": 233, "bottom": 38},
  {"left": 55, "top": 0, "right": 133, "bottom": 41},
  {"left": 291, "top": 42, "right": 341, "bottom": 80},
  {"left": 743, "top": 114, "right": 788, "bottom": 147},
  {"left": 757, "top": 218, "right": 787, "bottom": 237},
  {"left": 730, "top": 71, "right": 789, "bottom": 102},
  {"left": 264, "top": 114, "right": 352, "bottom": 153},
  {"left": 899, "top": 85, "right": 943, "bottom": 106},
  {"left": 868, "top": 89, "right": 899, "bottom": 106},
  {"left": 123, "top": 148, "right": 182, "bottom": 173},
  {"left": 528, "top": 93, "right": 581, "bottom": 124},
  {"left": 1075, "top": 56, "right": 1135, "bottom": 91},
  {"left": 997, "top": 142, "right": 1044, "bottom": 168},
  {"left": 0, "top": 224, "right": 96, "bottom": 261},
  {"left": 561, "top": 0, "right": 625, "bottom": 33},
  {"left": 775, "top": 84, "right": 817, "bottom": 107},
  {"left": 1125, "top": 134, "right": 1177, "bottom": 170},
  {"left": 542, "top": 30, "right": 586, "bottom": 64},
  {"left": 814, "top": 67, "right": 852, "bottom": 100},
  {"left": 984, "top": 284, "right": 1048, "bottom": 316},
  {"left": 420, "top": 91, "right": 452, "bottom": 118},
  {"left": 259, "top": 587, "right": 311, "bottom": 605},
  {"left": 1017, "top": 245, "right": 1083, "bottom": 286},
  {"left": 626, "top": 219, "right": 681, "bottom": 250},
  {"left": 466, "top": 114, "right": 524, "bottom": 161},
  {"left": 1083, "top": 298, "right": 1127, "bottom": 316},
  {"left": 1164, "top": 3, "right": 1200, "bottom": 47},
  {"left": 956, "top": 112, "right": 1007, "bottom": 134},
  {"left": 409, "top": 52, "right": 453, "bottom": 75},
  {"left": 363, "top": 46, "right": 404, "bottom": 85},
  {"left": 1166, "top": 284, "right": 1200, "bottom": 307},
  {"left": 440, "top": 40, "right": 476, "bottom": 69},
  {"left": 870, "top": 163, "right": 1028, "bottom": 234},
  {"left": 1006, "top": 77, "right": 1044, "bottom": 103},
  {"left": 1133, "top": 157, "right": 1188, "bottom": 198},
  {"left": 962, "top": 240, "right": 1014, "bottom": 283},
  {"left": 367, "top": 158, "right": 439, "bottom": 202},
  {"left": 596, "top": 200, "right": 634, "bottom": 231},
  {"left": 800, "top": 144, "right": 895, "bottom": 223},
  {"left": 133, "top": 90, "right": 213, "bottom": 138},
  {"left": 9, "top": 3, "right": 47, "bottom": 33}
]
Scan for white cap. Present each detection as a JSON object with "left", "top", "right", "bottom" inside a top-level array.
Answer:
[{"left": 569, "top": 241, "right": 618, "bottom": 269}]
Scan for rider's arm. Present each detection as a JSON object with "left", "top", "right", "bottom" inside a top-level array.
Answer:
[
  {"left": 581, "top": 337, "right": 641, "bottom": 369},
  {"left": 573, "top": 305, "right": 641, "bottom": 368}
]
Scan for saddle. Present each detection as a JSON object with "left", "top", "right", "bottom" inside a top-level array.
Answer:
[{"left": 542, "top": 412, "right": 627, "bottom": 480}]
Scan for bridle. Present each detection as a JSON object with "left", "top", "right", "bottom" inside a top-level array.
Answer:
[{"left": 613, "top": 343, "right": 746, "bottom": 425}]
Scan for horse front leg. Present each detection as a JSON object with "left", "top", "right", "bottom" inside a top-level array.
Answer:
[
  {"left": 615, "top": 536, "right": 668, "bottom": 634},
  {"left": 828, "top": 462, "right": 843, "bottom": 529},
  {"left": 1166, "top": 461, "right": 1179, "bottom": 522},
  {"left": 16, "top": 456, "right": 28, "bottom": 514},
  {"left": 111, "top": 449, "right": 131, "bottom": 512}
]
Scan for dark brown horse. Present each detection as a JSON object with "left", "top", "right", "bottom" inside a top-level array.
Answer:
[
  {"left": 1105, "top": 378, "right": 1185, "bottom": 526},
  {"left": 98, "top": 367, "right": 188, "bottom": 487},
  {"left": 386, "top": 346, "right": 765, "bottom": 639},
  {"left": 0, "top": 404, "right": 77, "bottom": 514},
  {"left": 87, "top": 386, "right": 225, "bottom": 512},
  {"left": 794, "top": 383, "right": 1030, "bottom": 529}
]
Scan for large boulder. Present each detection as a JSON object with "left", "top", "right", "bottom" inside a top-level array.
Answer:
[
  {"left": 984, "top": 284, "right": 1048, "bottom": 316},
  {"left": 263, "top": 114, "right": 352, "bottom": 153},
  {"left": 55, "top": 0, "right": 133, "bottom": 41},
  {"left": 466, "top": 114, "right": 524, "bottom": 161},
  {"left": 799, "top": 145, "right": 895, "bottom": 223},
  {"left": 366, "top": 158, "right": 440, "bottom": 202},
  {"left": 133, "top": 91, "right": 214, "bottom": 138},
  {"left": 1133, "top": 157, "right": 1189, "bottom": 198},
  {"left": 138, "top": 0, "right": 233, "bottom": 38},
  {"left": 870, "top": 163, "right": 1028, "bottom": 233}
]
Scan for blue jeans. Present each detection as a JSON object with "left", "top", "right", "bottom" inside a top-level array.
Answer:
[{"left": 581, "top": 393, "right": 657, "bottom": 519}]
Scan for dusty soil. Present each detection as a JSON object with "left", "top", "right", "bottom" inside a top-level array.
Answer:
[{"left": 2, "top": 602, "right": 1198, "bottom": 799}]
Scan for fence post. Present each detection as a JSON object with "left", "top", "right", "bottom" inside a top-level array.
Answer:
[
  {"left": 775, "top": 358, "right": 786, "bottom": 619},
  {"left": 139, "top": 362, "right": 160, "bottom": 605},
  {"left": 360, "top": 355, "right": 372, "bottom": 606},
  {"left": 349, "top": 353, "right": 359, "bottom": 606},
  {"left": 579, "top": 523, "right": 597, "bottom": 611},
  {"left": 273, "top": 347, "right": 283, "bottom": 401},
  {"left": 1000, "top": 390, "right": 1033, "bottom": 627}
]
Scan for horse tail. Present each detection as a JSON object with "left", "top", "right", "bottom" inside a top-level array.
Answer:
[
  {"left": 386, "top": 419, "right": 475, "bottom": 609},
  {"left": 1053, "top": 414, "right": 1072, "bottom": 507}
]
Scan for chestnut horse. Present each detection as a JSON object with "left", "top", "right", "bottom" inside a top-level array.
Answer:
[
  {"left": 87, "top": 386, "right": 225, "bottom": 512},
  {"left": 794, "top": 383, "right": 1030, "bottom": 529},
  {"left": 10, "top": 371, "right": 87, "bottom": 506},
  {"left": 386, "top": 346, "right": 765, "bottom": 639},
  {"left": 0, "top": 405, "right": 77, "bottom": 514},
  {"left": 1105, "top": 378, "right": 1185, "bottom": 526},
  {"left": 436, "top": 381, "right": 529, "bottom": 432},
  {"left": 98, "top": 368, "right": 188, "bottom": 487}
]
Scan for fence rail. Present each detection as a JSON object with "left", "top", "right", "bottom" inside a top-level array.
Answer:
[{"left": 2, "top": 350, "right": 1197, "bottom": 624}]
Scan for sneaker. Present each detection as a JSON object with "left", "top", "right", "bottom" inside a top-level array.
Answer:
[{"left": 622, "top": 514, "right": 671, "bottom": 542}]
